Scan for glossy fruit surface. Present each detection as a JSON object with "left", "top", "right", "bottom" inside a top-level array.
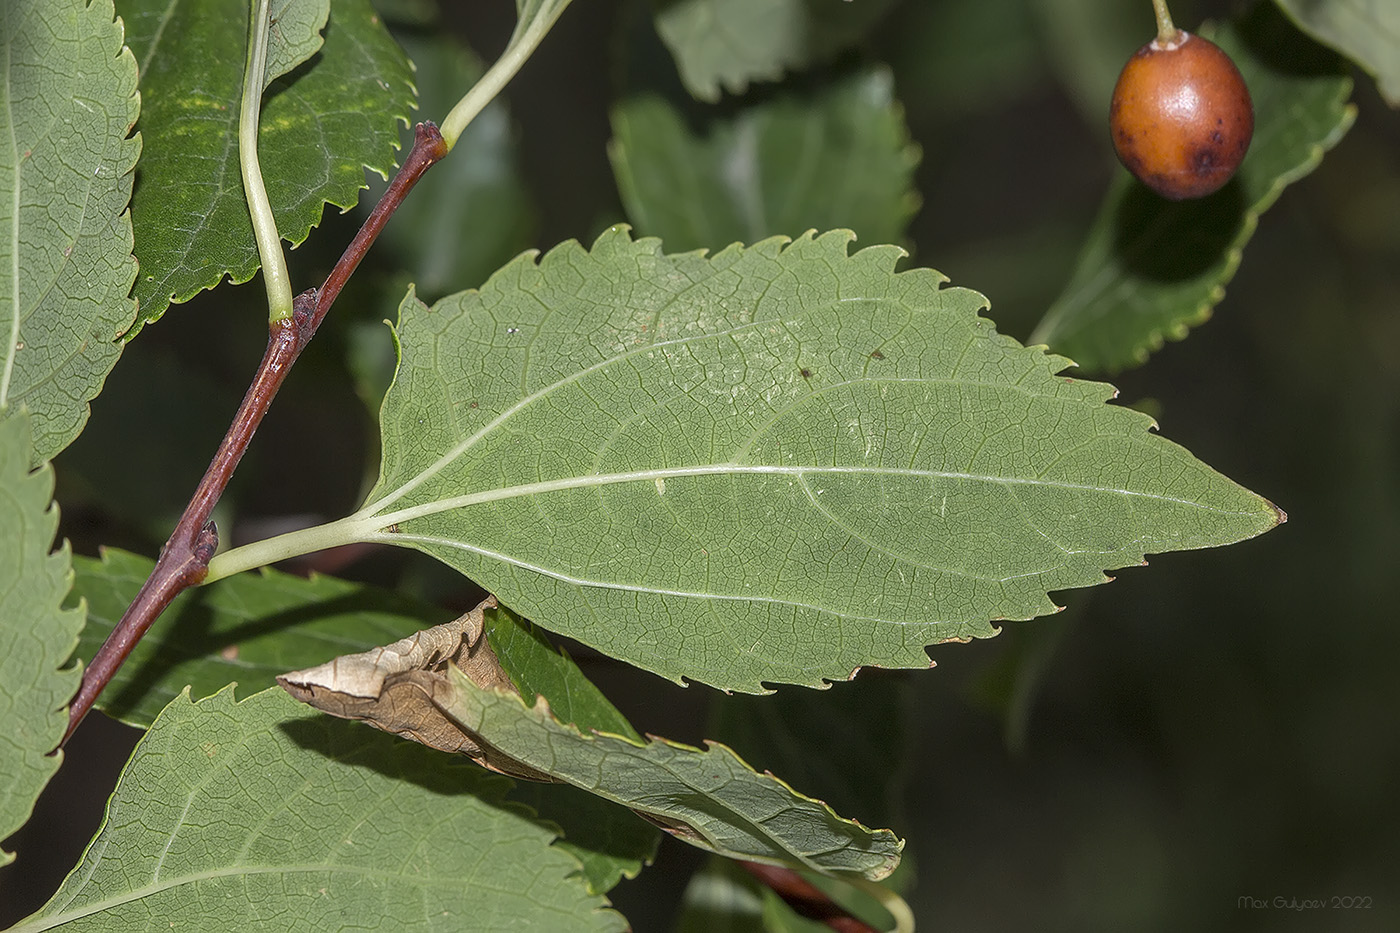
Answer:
[{"left": 1109, "top": 30, "right": 1253, "bottom": 200}]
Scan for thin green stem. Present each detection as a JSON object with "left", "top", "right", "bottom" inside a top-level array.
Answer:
[
  {"left": 204, "top": 514, "right": 374, "bottom": 583},
  {"left": 240, "top": 0, "right": 293, "bottom": 322},
  {"left": 1151, "top": 0, "right": 1179, "bottom": 43},
  {"left": 438, "top": 1, "right": 572, "bottom": 150}
]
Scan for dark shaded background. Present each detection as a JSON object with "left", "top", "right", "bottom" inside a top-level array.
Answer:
[{"left": 4, "top": 0, "right": 1397, "bottom": 929}]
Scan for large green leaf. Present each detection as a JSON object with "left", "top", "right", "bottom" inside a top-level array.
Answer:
[
  {"left": 0, "top": 0, "right": 139, "bottom": 462},
  {"left": 12, "top": 687, "right": 624, "bottom": 932},
  {"left": 1274, "top": 0, "right": 1400, "bottom": 105},
  {"left": 610, "top": 66, "right": 919, "bottom": 253},
  {"left": 122, "top": 0, "right": 414, "bottom": 328},
  {"left": 440, "top": 666, "right": 903, "bottom": 879},
  {"left": 209, "top": 226, "right": 1281, "bottom": 691},
  {"left": 653, "top": 0, "right": 896, "bottom": 101},
  {"left": 1028, "top": 7, "right": 1355, "bottom": 372},
  {"left": 0, "top": 415, "right": 84, "bottom": 865},
  {"left": 71, "top": 548, "right": 447, "bottom": 728},
  {"left": 294, "top": 224, "right": 1282, "bottom": 693}
]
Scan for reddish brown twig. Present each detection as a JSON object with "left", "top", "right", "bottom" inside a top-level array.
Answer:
[
  {"left": 739, "top": 861, "right": 881, "bottom": 933},
  {"left": 59, "top": 123, "right": 448, "bottom": 749}
]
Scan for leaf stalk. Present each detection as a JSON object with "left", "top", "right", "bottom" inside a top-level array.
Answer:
[{"left": 240, "top": 0, "right": 294, "bottom": 322}]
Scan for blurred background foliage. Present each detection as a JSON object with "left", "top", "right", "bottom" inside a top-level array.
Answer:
[{"left": 7, "top": 0, "right": 1396, "bottom": 929}]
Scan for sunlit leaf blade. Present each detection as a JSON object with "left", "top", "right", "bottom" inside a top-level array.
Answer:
[
  {"left": 0, "top": 0, "right": 139, "bottom": 462},
  {"left": 653, "top": 0, "right": 896, "bottom": 102},
  {"left": 360, "top": 226, "right": 1281, "bottom": 692},
  {"left": 0, "top": 415, "right": 84, "bottom": 865},
  {"left": 263, "top": 0, "right": 330, "bottom": 90},
  {"left": 610, "top": 66, "right": 919, "bottom": 253},
  {"left": 13, "top": 687, "right": 625, "bottom": 932},
  {"left": 1029, "top": 7, "right": 1355, "bottom": 372},
  {"left": 442, "top": 667, "right": 903, "bottom": 879},
  {"left": 72, "top": 548, "right": 447, "bottom": 728},
  {"left": 121, "top": 0, "right": 414, "bottom": 329},
  {"left": 1274, "top": 0, "right": 1400, "bottom": 105}
]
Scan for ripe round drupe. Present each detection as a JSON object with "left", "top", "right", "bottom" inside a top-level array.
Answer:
[{"left": 1109, "top": 30, "right": 1253, "bottom": 200}]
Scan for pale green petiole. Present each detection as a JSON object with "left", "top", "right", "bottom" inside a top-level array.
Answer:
[
  {"left": 438, "top": 0, "right": 573, "bottom": 150},
  {"left": 240, "top": 0, "right": 294, "bottom": 323}
]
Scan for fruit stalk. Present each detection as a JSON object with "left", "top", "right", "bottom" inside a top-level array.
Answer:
[{"left": 1151, "top": 0, "right": 1178, "bottom": 44}]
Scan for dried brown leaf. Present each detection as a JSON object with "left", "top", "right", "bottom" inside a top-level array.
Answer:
[{"left": 277, "top": 596, "right": 553, "bottom": 781}]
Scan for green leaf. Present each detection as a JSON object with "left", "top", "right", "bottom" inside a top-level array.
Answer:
[
  {"left": 509, "top": 782, "right": 659, "bottom": 895},
  {"left": 653, "top": 0, "right": 896, "bottom": 102},
  {"left": 484, "top": 606, "right": 661, "bottom": 892},
  {"left": 484, "top": 603, "right": 642, "bottom": 741},
  {"left": 262, "top": 0, "right": 330, "bottom": 91},
  {"left": 71, "top": 548, "right": 448, "bottom": 728},
  {"left": 0, "top": 415, "right": 84, "bottom": 865},
  {"left": 440, "top": 666, "right": 904, "bottom": 879},
  {"left": 0, "top": 0, "right": 139, "bottom": 462},
  {"left": 123, "top": 0, "right": 414, "bottom": 328},
  {"left": 610, "top": 66, "right": 920, "bottom": 253},
  {"left": 1028, "top": 7, "right": 1356, "bottom": 372},
  {"left": 371, "top": 27, "right": 533, "bottom": 300},
  {"left": 13, "top": 687, "right": 625, "bottom": 932},
  {"left": 244, "top": 225, "right": 1286, "bottom": 695},
  {"left": 1274, "top": 0, "right": 1400, "bottom": 105}
]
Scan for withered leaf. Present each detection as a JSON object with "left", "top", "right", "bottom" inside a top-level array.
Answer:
[{"left": 277, "top": 596, "right": 553, "bottom": 782}]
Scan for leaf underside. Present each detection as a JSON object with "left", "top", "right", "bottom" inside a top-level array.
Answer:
[
  {"left": 441, "top": 667, "right": 904, "bottom": 879},
  {"left": 121, "top": 0, "right": 414, "bottom": 329},
  {"left": 360, "top": 226, "right": 1281, "bottom": 693},
  {"left": 0, "top": 0, "right": 140, "bottom": 462},
  {"left": 0, "top": 415, "right": 84, "bottom": 865},
  {"left": 17, "top": 687, "right": 624, "bottom": 932},
  {"left": 1273, "top": 0, "right": 1400, "bottom": 105},
  {"left": 1030, "top": 7, "right": 1355, "bottom": 372}
]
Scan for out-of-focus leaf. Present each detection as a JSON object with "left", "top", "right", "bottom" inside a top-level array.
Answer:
[
  {"left": 122, "top": 0, "right": 414, "bottom": 328},
  {"left": 252, "top": 226, "right": 1287, "bottom": 694},
  {"left": 1029, "top": 7, "right": 1355, "bottom": 371},
  {"left": 1028, "top": 0, "right": 1148, "bottom": 129},
  {"left": 371, "top": 28, "right": 533, "bottom": 301},
  {"left": 0, "top": 415, "right": 84, "bottom": 864},
  {"left": 438, "top": 666, "right": 904, "bottom": 879},
  {"left": 610, "top": 66, "right": 919, "bottom": 252},
  {"left": 71, "top": 548, "right": 448, "bottom": 728},
  {"left": 1274, "top": 0, "right": 1400, "bottom": 105},
  {"left": 653, "top": 0, "right": 896, "bottom": 101},
  {"left": 0, "top": 0, "right": 139, "bottom": 462},
  {"left": 12, "top": 687, "right": 625, "bottom": 932}
]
